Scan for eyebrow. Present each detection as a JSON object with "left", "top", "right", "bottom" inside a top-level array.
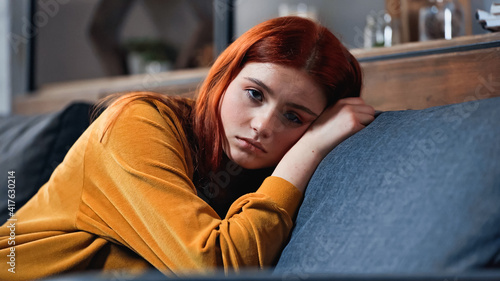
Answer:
[
  {"left": 286, "top": 102, "right": 319, "bottom": 117},
  {"left": 244, "top": 77, "right": 319, "bottom": 117}
]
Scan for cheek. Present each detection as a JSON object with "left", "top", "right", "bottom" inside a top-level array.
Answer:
[{"left": 221, "top": 91, "right": 248, "bottom": 129}]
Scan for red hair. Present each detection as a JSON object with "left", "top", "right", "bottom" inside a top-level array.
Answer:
[
  {"left": 193, "top": 16, "right": 362, "bottom": 174},
  {"left": 97, "top": 16, "right": 362, "bottom": 176}
]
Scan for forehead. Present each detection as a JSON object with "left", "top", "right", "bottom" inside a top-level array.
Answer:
[{"left": 237, "top": 62, "right": 327, "bottom": 108}]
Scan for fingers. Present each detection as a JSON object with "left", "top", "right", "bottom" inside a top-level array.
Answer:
[
  {"left": 334, "top": 97, "right": 375, "bottom": 126},
  {"left": 335, "top": 97, "right": 366, "bottom": 106},
  {"left": 336, "top": 97, "right": 373, "bottom": 110},
  {"left": 358, "top": 111, "right": 375, "bottom": 126},
  {"left": 356, "top": 103, "right": 376, "bottom": 115}
]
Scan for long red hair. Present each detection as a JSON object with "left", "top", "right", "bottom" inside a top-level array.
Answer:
[{"left": 97, "top": 16, "right": 362, "bottom": 176}]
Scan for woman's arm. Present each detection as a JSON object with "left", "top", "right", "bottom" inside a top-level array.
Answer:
[
  {"left": 80, "top": 99, "right": 301, "bottom": 273},
  {"left": 272, "top": 97, "right": 375, "bottom": 192}
]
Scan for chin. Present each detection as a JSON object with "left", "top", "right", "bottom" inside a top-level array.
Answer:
[
  {"left": 232, "top": 160, "right": 261, "bottom": 170},
  {"left": 225, "top": 147, "right": 278, "bottom": 170},
  {"left": 232, "top": 158, "right": 275, "bottom": 170}
]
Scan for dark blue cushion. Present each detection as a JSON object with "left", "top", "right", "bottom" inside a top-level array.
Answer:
[
  {"left": 0, "top": 103, "right": 93, "bottom": 224},
  {"left": 275, "top": 97, "right": 500, "bottom": 274}
]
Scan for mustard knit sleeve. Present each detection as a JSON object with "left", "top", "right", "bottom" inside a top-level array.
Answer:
[{"left": 78, "top": 100, "right": 303, "bottom": 274}]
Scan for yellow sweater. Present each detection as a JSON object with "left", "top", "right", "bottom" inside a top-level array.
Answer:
[{"left": 0, "top": 99, "right": 302, "bottom": 280}]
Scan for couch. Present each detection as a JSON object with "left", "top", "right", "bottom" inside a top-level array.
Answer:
[{"left": 1, "top": 95, "right": 500, "bottom": 280}]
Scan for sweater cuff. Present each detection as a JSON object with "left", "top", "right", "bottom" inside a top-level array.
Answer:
[{"left": 256, "top": 176, "right": 303, "bottom": 217}]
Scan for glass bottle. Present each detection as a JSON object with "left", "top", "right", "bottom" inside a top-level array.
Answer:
[
  {"left": 364, "top": 14, "right": 376, "bottom": 48},
  {"left": 419, "top": 0, "right": 465, "bottom": 41}
]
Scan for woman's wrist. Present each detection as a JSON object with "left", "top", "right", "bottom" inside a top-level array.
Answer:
[{"left": 271, "top": 139, "right": 326, "bottom": 193}]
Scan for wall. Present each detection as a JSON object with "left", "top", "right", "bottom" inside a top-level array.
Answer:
[
  {"left": 32, "top": 0, "right": 395, "bottom": 89},
  {"left": 0, "top": 0, "right": 31, "bottom": 116},
  {"left": 14, "top": 0, "right": 499, "bottom": 95},
  {"left": 34, "top": 0, "right": 105, "bottom": 87},
  {"left": 235, "top": 0, "right": 494, "bottom": 48},
  {"left": 0, "top": 1, "right": 10, "bottom": 115},
  {"left": 235, "top": 0, "right": 386, "bottom": 49},
  {"left": 34, "top": 0, "right": 208, "bottom": 88},
  {"left": 34, "top": 0, "right": 158, "bottom": 87}
]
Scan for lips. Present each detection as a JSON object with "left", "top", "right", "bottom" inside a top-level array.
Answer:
[{"left": 236, "top": 137, "right": 267, "bottom": 153}]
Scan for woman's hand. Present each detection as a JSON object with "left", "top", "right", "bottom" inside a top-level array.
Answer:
[
  {"left": 300, "top": 97, "right": 375, "bottom": 157},
  {"left": 272, "top": 97, "right": 375, "bottom": 192}
]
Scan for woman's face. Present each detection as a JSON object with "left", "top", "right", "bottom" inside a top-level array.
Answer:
[{"left": 220, "top": 62, "right": 328, "bottom": 169}]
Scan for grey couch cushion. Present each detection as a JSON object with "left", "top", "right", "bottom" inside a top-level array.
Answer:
[
  {"left": 275, "top": 97, "right": 500, "bottom": 274},
  {"left": 0, "top": 103, "right": 93, "bottom": 224}
]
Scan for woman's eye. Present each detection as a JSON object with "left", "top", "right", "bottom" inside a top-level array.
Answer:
[
  {"left": 284, "top": 112, "right": 302, "bottom": 124},
  {"left": 246, "top": 89, "right": 263, "bottom": 102}
]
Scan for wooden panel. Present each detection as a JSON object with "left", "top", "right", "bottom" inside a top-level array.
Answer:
[
  {"left": 351, "top": 32, "right": 500, "bottom": 59},
  {"left": 13, "top": 68, "right": 207, "bottom": 115},
  {"left": 360, "top": 46, "right": 500, "bottom": 111},
  {"left": 13, "top": 34, "right": 500, "bottom": 115}
]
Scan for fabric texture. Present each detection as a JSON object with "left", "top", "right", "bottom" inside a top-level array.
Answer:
[
  {"left": 275, "top": 96, "right": 500, "bottom": 274},
  {"left": 0, "top": 103, "right": 93, "bottom": 224},
  {"left": 0, "top": 99, "right": 302, "bottom": 281}
]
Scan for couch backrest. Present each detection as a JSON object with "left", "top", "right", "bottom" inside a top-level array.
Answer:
[{"left": 275, "top": 96, "right": 500, "bottom": 274}]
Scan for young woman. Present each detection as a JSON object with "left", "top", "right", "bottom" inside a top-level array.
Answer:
[{"left": 0, "top": 16, "right": 374, "bottom": 280}]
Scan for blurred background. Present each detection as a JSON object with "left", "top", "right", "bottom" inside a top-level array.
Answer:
[{"left": 0, "top": 0, "right": 496, "bottom": 115}]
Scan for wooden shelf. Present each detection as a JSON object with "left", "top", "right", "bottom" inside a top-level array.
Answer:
[
  {"left": 351, "top": 32, "right": 500, "bottom": 60},
  {"left": 354, "top": 33, "right": 500, "bottom": 111},
  {"left": 14, "top": 67, "right": 208, "bottom": 115},
  {"left": 14, "top": 33, "right": 500, "bottom": 115}
]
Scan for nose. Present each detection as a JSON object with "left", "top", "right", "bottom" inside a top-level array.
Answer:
[{"left": 251, "top": 109, "right": 275, "bottom": 139}]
